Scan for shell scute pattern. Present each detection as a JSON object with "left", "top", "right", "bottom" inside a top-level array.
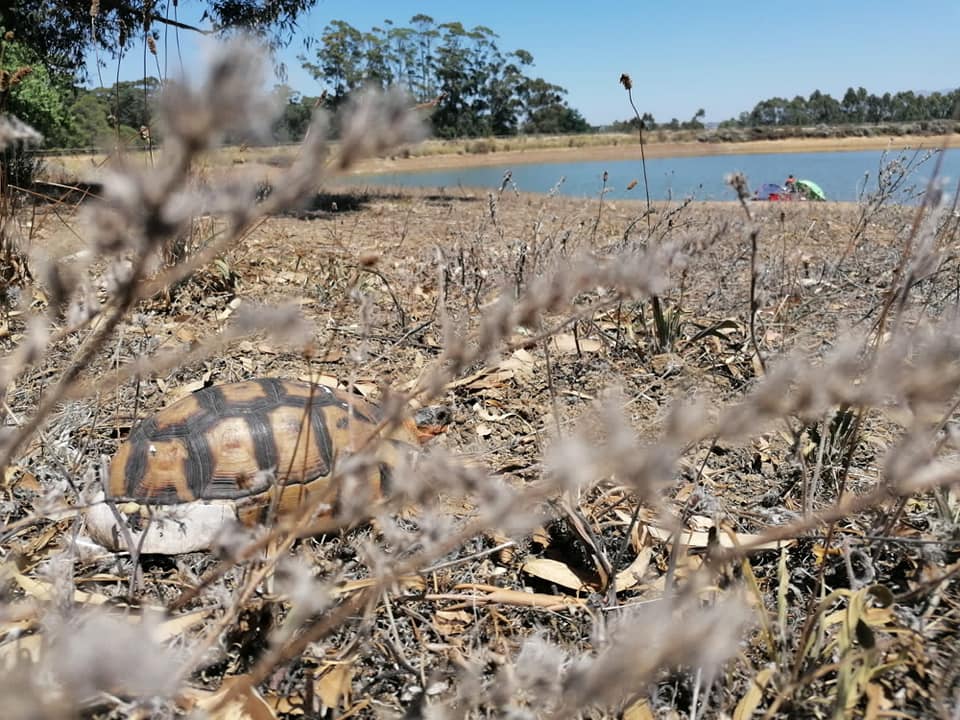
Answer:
[{"left": 108, "top": 378, "right": 404, "bottom": 506}]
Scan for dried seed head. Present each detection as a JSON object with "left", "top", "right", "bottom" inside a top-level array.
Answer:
[
  {"left": 358, "top": 250, "right": 380, "bottom": 267},
  {"left": 0, "top": 115, "right": 43, "bottom": 150},
  {"left": 48, "top": 609, "right": 181, "bottom": 700},
  {"left": 146, "top": 35, "right": 157, "bottom": 56},
  {"left": 725, "top": 172, "right": 751, "bottom": 201},
  {"left": 39, "top": 257, "right": 79, "bottom": 322},
  {"left": 619, "top": 73, "right": 633, "bottom": 90},
  {"left": 335, "top": 85, "right": 427, "bottom": 170},
  {"left": 271, "top": 556, "right": 334, "bottom": 640},
  {"left": 20, "top": 316, "right": 50, "bottom": 367},
  {"left": 158, "top": 38, "right": 278, "bottom": 152},
  {"left": 229, "top": 302, "right": 313, "bottom": 346},
  {"left": 9, "top": 67, "right": 33, "bottom": 87},
  {"left": 89, "top": 0, "right": 99, "bottom": 17}
]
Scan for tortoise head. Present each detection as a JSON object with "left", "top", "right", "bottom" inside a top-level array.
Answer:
[{"left": 411, "top": 404, "right": 453, "bottom": 443}]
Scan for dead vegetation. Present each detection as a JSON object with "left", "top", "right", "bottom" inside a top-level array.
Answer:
[{"left": 1, "top": 42, "right": 960, "bottom": 720}]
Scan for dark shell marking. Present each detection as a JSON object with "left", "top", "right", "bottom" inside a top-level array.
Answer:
[{"left": 107, "top": 378, "right": 417, "bottom": 507}]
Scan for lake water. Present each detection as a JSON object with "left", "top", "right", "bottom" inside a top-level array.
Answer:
[{"left": 343, "top": 147, "right": 958, "bottom": 203}]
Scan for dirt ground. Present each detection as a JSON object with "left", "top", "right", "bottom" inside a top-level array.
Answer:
[{"left": 3, "top": 168, "right": 960, "bottom": 717}]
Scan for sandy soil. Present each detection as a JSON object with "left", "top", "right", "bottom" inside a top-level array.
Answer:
[{"left": 351, "top": 133, "right": 960, "bottom": 174}]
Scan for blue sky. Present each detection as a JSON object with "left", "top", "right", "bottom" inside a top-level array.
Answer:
[{"left": 89, "top": 0, "right": 960, "bottom": 126}]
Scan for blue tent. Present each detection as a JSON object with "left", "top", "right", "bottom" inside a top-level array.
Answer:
[{"left": 754, "top": 182, "right": 785, "bottom": 200}]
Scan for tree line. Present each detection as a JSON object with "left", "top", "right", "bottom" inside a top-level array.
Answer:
[
  {"left": 730, "top": 87, "right": 959, "bottom": 127},
  {"left": 0, "top": 14, "right": 589, "bottom": 150},
  {"left": 300, "top": 16, "right": 589, "bottom": 138},
  {"left": 611, "top": 87, "right": 958, "bottom": 132}
]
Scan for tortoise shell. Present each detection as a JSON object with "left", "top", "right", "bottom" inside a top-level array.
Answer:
[{"left": 106, "top": 378, "right": 448, "bottom": 526}]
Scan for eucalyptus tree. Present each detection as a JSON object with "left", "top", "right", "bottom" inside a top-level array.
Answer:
[
  {"left": 271, "top": 84, "right": 316, "bottom": 141},
  {"left": 3, "top": 0, "right": 320, "bottom": 78},
  {"left": 382, "top": 20, "right": 417, "bottom": 92},
  {"left": 430, "top": 21, "right": 488, "bottom": 137},
  {"left": 297, "top": 15, "right": 587, "bottom": 139},
  {"left": 362, "top": 25, "right": 393, "bottom": 88},
  {"left": 487, "top": 49, "right": 533, "bottom": 136},
  {"left": 519, "top": 77, "right": 588, "bottom": 134},
  {"left": 300, "top": 19, "right": 365, "bottom": 103},
  {"left": 91, "top": 77, "right": 162, "bottom": 130},
  {"left": 409, "top": 14, "right": 439, "bottom": 102},
  {"left": 841, "top": 86, "right": 868, "bottom": 123},
  {"left": 806, "top": 89, "right": 842, "bottom": 124}
]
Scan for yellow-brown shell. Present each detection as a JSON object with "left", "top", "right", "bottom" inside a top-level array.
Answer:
[{"left": 107, "top": 378, "right": 426, "bottom": 524}]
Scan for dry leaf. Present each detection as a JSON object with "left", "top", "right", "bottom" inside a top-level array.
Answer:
[
  {"left": 13, "top": 524, "right": 62, "bottom": 566},
  {"left": 520, "top": 558, "right": 590, "bottom": 592},
  {"left": 449, "top": 583, "right": 585, "bottom": 609},
  {"left": 623, "top": 697, "right": 655, "bottom": 720},
  {"left": 13, "top": 573, "right": 109, "bottom": 606},
  {"left": 550, "top": 333, "right": 602, "bottom": 354},
  {"left": 499, "top": 348, "right": 536, "bottom": 379},
  {"left": 298, "top": 374, "right": 339, "bottom": 389},
  {"left": 448, "top": 349, "right": 536, "bottom": 392},
  {"left": 151, "top": 608, "right": 212, "bottom": 643},
  {"left": 613, "top": 547, "right": 652, "bottom": 591},
  {"left": 687, "top": 515, "right": 715, "bottom": 532},
  {"left": 5, "top": 466, "right": 40, "bottom": 492},
  {"left": 182, "top": 675, "right": 277, "bottom": 720},
  {"left": 474, "top": 403, "right": 516, "bottom": 422},
  {"left": 333, "top": 576, "right": 425, "bottom": 597},
  {"left": 864, "top": 681, "right": 891, "bottom": 720},
  {"left": 315, "top": 662, "right": 353, "bottom": 710},
  {"left": 433, "top": 609, "right": 473, "bottom": 638},
  {"left": 447, "top": 367, "right": 514, "bottom": 391},
  {"left": 352, "top": 381, "right": 377, "bottom": 397},
  {"left": 733, "top": 666, "right": 774, "bottom": 720},
  {"left": 645, "top": 524, "right": 793, "bottom": 551}
]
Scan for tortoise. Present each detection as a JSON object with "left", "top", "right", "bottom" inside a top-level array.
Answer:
[{"left": 85, "top": 378, "right": 450, "bottom": 554}]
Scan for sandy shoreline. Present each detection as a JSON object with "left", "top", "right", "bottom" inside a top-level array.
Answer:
[{"left": 351, "top": 133, "right": 960, "bottom": 175}]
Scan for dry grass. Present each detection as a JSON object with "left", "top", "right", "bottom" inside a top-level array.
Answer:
[{"left": 2, "top": 41, "right": 960, "bottom": 719}]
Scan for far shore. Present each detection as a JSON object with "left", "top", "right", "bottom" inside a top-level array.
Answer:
[
  {"left": 43, "top": 132, "right": 960, "bottom": 189},
  {"left": 350, "top": 133, "right": 960, "bottom": 175}
]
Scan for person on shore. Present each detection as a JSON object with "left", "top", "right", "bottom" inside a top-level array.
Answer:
[{"left": 785, "top": 174, "right": 797, "bottom": 193}]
